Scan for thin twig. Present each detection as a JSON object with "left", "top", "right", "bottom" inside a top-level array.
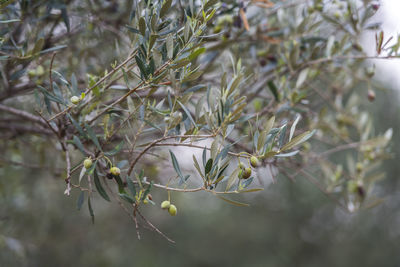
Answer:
[
  {"left": 102, "top": 174, "right": 142, "bottom": 240},
  {"left": 136, "top": 209, "right": 175, "bottom": 243},
  {"left": 152, "top": 142, "right": 246, "bottom": 158},
  {"left": 0, "top": 104, "right": 48, "bottom": 127},
  {"left": 48, "top": 51, "right": 138, "bottom": 121},
  {"left": 64, "top": 138, "right": 72, "bottom": 196},
  {"left": 127, "top": 134, "right": 215, "bottom": 176},
  {"left": 315, "top": 142, "right": 361, "bottom": 158}
]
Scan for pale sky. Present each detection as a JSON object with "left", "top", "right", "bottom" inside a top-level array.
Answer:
[{"left": 362, "top": 0, "right": 400, "bottom": 90}]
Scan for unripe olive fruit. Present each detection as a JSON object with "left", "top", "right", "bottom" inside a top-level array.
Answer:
[
  {"left": 83, "top": 158, "right": 93, "bottom": 169},
  {"left": 239, "top": 162, "right": 245, "bottom": 169},
  {"left": 242, "top": 167, "right": 252, "bottom": 179},
  {"left": 143, "top": 199, "right": 149, "bottom": 204},
  {"left": 110, "top": 166, "right": 121, "bottom": 176},
  {"left": 36, "top": 65, "right": 45, "bottom": 76},
  {"left": 168, "top": 204, "right": 177, "bottom": 216},
  {"left": 70, "top": 96, "right": 80, "bottom": 104},
  {"left": 250, "top": 156, "right": 260, "bottom": 168},
  {"left": 161, "top": 200, "right": 170, "bottom": 209}
]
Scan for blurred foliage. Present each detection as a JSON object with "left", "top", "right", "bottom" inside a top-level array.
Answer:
[{"left": 1, "top": 0, "right": 400, "bottom": 265}]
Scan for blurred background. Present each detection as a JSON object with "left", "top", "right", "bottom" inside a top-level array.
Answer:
[
  {"left": 1, "top": 91, "right": 400, "bottom": 267},
  {"left": 1, "top": 0, "right": 400, "bottom": 266}
]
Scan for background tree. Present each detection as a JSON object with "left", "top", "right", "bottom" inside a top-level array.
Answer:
[{"left": 0, "top": 0, "right": 398, "bottom": 252}]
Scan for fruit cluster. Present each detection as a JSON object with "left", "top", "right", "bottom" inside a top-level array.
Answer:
[
  {"left": 161, "top": 200, "right": 177, "bottom": 216},
  {"left": 238, "top": 156, "right": 261, "bottom": 179}
]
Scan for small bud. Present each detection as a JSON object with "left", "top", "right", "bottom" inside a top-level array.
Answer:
[
  {"left": 83, "top": 158, "right": 93, "bottom": 169},
  {"left": 143, "top": 199, "right": 149, "bottom": 204},
  {"left": 250, "top": 156, "right": 260, "bottom": 168},
  {"left": 239, "top": 162, "right": 245, "bottom": 169},
  {"left": 168, "top": 204, "right": 177, "bottom": 216},
  {"left": 242, "top": 167, "right": 252, "bottom": 179},
  {"left": 70, "top": 96, "right": 80, "bottom": 105},
  {"left": 367, "top": 89, "right": 376, "bottom": 102},
  {"left": 110, "top": 166, "right": 121, "bottom": 176},
  {"left": 161, "top": 200, "right": 170, "bottom": 209}
]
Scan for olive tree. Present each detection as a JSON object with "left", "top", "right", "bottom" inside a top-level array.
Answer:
[{"left": 0, "top": 0, "right": 397, "bottom": 242}]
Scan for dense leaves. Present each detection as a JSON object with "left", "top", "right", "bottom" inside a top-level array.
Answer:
[{"left": 0, "top": 0, "right": 396, "bottom": 240}]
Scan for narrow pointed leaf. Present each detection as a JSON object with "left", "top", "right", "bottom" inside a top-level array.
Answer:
[
  {"left": 226, "top": 167, "right": 240, "bottom": 191},
  {"left": 94, "top": 170, "right": 110, "bottom": 202},
  {"left": 88, "top": 197, "right": 95, "bottom": 224},
  {"left": 160, "top": 0, "right": 172, "bottom": 18},
  {"left": 289, "top": 115, "right": 301, "bottom": 142},
  {"left": 281, "top": 130, "right": 316, "bottom": 151},
  {"left": 104, "top": 141, "right": 124, "bottom": 156},
  {"left": 73, "top": 135, "right": 87, "bottom": 155},
  {"left": 77, "top": 191, "right": 85, "bottom": 210},
  {"left": 216, "top": 195, "right": 249, "bottom": 207},
  {"left": 84, "top": 123, "right": 102, "bottom": 151},
  {"left": 169, "top": 150, "right": 183, "bottom": 178},
  {"left": 205, "top": 158, "right": 213, "bottom": 175},
  {"left": 126, "top": 176, "right": 137, "bottom": 197}
]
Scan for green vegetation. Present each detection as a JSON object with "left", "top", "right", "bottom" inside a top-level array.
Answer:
[{"left": 1, "top": 0, "right": 399, "bottom": 261}]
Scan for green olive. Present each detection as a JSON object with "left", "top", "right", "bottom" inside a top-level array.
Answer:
[
  {"left": 250, "top": 156, "right": 260, "bottom": 168},
  {"left": 242, "top": 167, "right": 252, "bottom": 179},
  {"left": 70, "top": 96, "right": 80, "bottom": 104},
  {"left": 83, "top": 158, "right": 93, "bottom": 169},
  {"left": 110, "top": 166, "right": 121, "bottom": 176},
  {"left": 161, "top": 200, "right": 171, "bottom": 209},
  {"left": 168, "top": 204, "right": 177, "bottom": 216}
]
